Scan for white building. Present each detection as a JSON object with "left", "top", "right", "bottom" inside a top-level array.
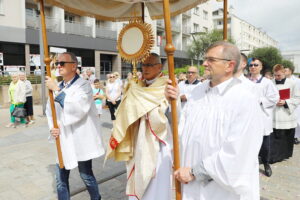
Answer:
[
  {"left": 0, "top": 0, "right": 213, "bottom": 78},
  {"left": 212, "top": 7, "right": 278, "bottom": 53},
  {"left": 282, "top": 50, "right": 300, "bottom": 73}
]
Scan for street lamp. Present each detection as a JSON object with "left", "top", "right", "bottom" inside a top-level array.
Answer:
[{"left": 216, "top": 0, "right": 228, "bottom": 41}]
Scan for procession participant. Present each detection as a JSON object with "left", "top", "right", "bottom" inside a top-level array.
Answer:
[
  {"left": 249, "top": 58, "right": 279, "bottom": 177},
  {"left": 166, "top": 41, "right": 264, "bottom": 200},
  {"left": 93, "top": 79, "right": 105, "bottom": 118},
  {"left": 19, "top": 72, "right": 35, "bottom": 124},
  {"left": 284, "top": 65, "right": 300, "bottom": 144},
  {"left": 105, "top": 73, "right": 122, "bottom": 121},
  {"left": 271, "top": 64, "right": 300, "bottom": 163},
  {"left": 45, "top": 52, "right": 105, "bottom": 200},
  {"left": 106, "top": 53, "right": 173, "bottom": 200},
  {"left": 178, "top": 66, "right": 201, "bottom": 108},
  {"left": 6, "top": 72, "right": 27, "bottom": 128}
]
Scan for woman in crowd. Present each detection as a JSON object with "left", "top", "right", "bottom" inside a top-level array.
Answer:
[
  {"left": 6, "top": 73, "right": 27, "bottom": 128},
  {"left": 19, "top": 72, "right": 35, "bottom": 124},
  {"left": 105, "top": 74, "right": 121, "bottom": 121}
]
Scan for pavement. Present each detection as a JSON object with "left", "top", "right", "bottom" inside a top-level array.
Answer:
[{"left": 0, "top": 105, "right": 299, "bottom": 200}]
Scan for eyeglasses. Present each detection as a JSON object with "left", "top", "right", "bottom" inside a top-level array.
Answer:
[
  {"left": 110, "top": 76, "right": 115, "bottom": 78},
  {"left": 187, "top": 71, "right": 196, "bottom": 74},
  {"left": 55, "top": 61, "right": 75, "bottom": 66},
  {"left": 203, "top": 57, "right": 232, "bottom": 63},
  {"left": 142, "top": 63, "right": 160, "bottom": 67},
  {"left": 249, "top": 63, "right": 260, "bottom": 67}
]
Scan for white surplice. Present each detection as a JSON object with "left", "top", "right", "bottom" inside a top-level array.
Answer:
[
  {"left": 251, "top": 76, "right": 279, "bottom": 135},
  {"left": 179, "top": 78, "right": 264, "bottom": 200},
  {"left": 46, "top": 78, "right": 105, "bottom": 170},
  {"left": 178, "top": 79, "right": 202, "bottom": 109},
  {"left": 289, "top": 76, "right": 300, "bottom": 138}
]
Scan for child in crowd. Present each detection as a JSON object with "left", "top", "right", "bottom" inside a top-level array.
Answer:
[{"left": 93, "top": 79, "right": 105, "bottom": 118}]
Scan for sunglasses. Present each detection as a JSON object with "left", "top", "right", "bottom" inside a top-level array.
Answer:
[
  {"left": 55, "top": 61, "right": 75, "bottom": 66},
  {"left": 110, "top": 76, "right": 115, "bottom": 78},
  {"left": 249, "top": 63, "right": 260, "bottom": 67},
  {"left": 187, "top": 71, "right": 196, "bottom": 74}
]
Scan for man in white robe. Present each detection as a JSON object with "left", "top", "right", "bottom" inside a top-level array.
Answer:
[
  {"left": 166, "top": 41, "right": 264, "bottom": 200},
  {"left": 45, "top": 52, "right": 105, "bottom": 200},
  {"left": 106, "top": 53, "right": 173, "bottom": 200},
  {"left": 284, "top": 65, "right": 300, "bottom": 144},
  {"left": 249, "top": 58, "right": 279, "bottom": 177},
  {"left": 178, "top": 66, "right": 201, "bottom": 109}
]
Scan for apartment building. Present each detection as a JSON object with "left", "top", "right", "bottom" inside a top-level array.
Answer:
[
  {"left": 0, "top": 0, "right": 213, "bottom": 78},
  {"left": 212, "top": 7, "right": 278, "bottom": 54}
]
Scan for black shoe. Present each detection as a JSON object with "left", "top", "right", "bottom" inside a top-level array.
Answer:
[
  {"left": 264, "top": 164, "right": 272, "bottom": 177},
  {"left": 294, "top": 138, "right": 300, "bottom": 145}
]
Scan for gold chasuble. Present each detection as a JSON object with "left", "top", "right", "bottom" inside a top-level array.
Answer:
[{"left": 106, "top": 76, "right": 169, "bottom": 199}]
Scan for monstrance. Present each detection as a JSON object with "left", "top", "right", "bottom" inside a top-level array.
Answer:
[{"left": 117, "top": 18, "right": 154, "bottom": 81}]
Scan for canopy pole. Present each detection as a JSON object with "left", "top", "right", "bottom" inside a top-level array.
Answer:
[
  {"left": 162, "top": 0, "right": 181, "bottom": 199},
  {"left": 141, "top": 2, "right": 145, "bottom": 23},
  {"left": 223, "top": 0, "right": 228, "bottom": 40},
  {"left": 37, "top": 0, "right": 64, "bottom": 168}
]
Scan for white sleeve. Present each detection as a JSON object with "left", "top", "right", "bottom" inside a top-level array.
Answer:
[
  {"left": 285, "top": 82, "right": 300, "bottom": 114},
  {"left": 260, "top": 81, "right": 279, "bottom": 109}
]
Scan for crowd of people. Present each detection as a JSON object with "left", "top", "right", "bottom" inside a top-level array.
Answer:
[{"left": 11, "top": 42, "right": 297, "bottom": 200}]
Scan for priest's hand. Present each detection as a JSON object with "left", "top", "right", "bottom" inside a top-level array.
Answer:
[
  {"left": 277, "top": 99, "right": 285, "bottom": 106},
  {"left": 50, "top": 128, "right": 60, "bottom": 139},
  {"left": 165, "top": 79, "right": 179, "bottom": 102},
  {"left": 45, "top": 76, "right": 60, "bottom": 91},
  {"left": 174, "top": 167, "right": 195, "bottom": 184}
]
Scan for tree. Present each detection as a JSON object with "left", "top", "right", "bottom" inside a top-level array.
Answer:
[
  {"left": 282, "top": 59, "right": 294, "bottom": 69},
  {"left": 248, "top": 47, "right": 283, "bottom": 74},
  {"left": 187, "top": 29, "right": 235, "bottom": 66}
]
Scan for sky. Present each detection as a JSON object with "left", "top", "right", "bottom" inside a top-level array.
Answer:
[{"left": 211, "top": 0, "right": 300, "bottom": 52}]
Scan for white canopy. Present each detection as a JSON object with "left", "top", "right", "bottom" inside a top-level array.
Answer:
[{"left": 45, "top": 0, "right": 209, "bottom": 21}]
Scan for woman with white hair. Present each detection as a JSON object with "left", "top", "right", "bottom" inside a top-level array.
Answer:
[
  {"left": 19, "top": 72, "right": 35, "bottom": 124},
  {"left": 6, "top": 73, "right": 27, "bottom": 128}
]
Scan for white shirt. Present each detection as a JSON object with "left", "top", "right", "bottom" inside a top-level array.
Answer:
[
  {"left": 179, "top": 78, "right": 263, "bottom": 200},
  {"left": 106, "top": 81, "right": 121, "bottom": 101},
  {"left": 178, "top": 79, "right": 201, "bottom": 108}
]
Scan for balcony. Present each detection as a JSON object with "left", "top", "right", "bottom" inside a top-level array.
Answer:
[
  {"left": 65, "top": 20, "right": 93, "bottom": 37},
  {"left": 156, "top": 20, "right": 165, "bottom": 30},
  {"left": 182, "top": 10, "right": 191, "bottom": 18},
  {"left": 182, "top": 26, "right": 191, "bottom": 35},
  {"left": 26, "top": 13, "right": 60, "bottom": 32},
  {"left": 96, "top": 25, "right": 117, "bottom": 39},
  {"left": 171, "top": 23, "right": 181, "bottom": 33}
]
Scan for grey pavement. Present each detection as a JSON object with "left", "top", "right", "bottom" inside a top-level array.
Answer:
[{"left": 0, "top": 105, "right": 300, "bottom": 200}]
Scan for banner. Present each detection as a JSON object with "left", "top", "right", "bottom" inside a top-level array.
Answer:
[{"left": 29, "top": 54, "right": 41, "bottom": 66}]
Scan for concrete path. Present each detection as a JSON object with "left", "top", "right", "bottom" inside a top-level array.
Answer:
[{"left": 0, "top": 105, "right": 299, "bottom": 200}]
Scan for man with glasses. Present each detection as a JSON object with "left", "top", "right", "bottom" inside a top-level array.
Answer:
[
  {"left": 45, "top": 52, "right": 105, "bottom": 200},
  {"left": 249, "top": 58, "right": 279, "bottom": 177},
  {"left": 178, "top": 66, "right": 201, "bottom": 108},
  {"left": 166, "top": 41, "right": 264, "bottom": 200},
  {"left": 106, "top": 53, "right": 173, "bottom": 200}
]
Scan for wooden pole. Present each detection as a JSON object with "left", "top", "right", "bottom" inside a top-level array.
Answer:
[
  {"left": 141, "top": 2, "right": 145, "bottom": 23},
  {"left": 162, "top": 0, "right": 181, "bottom": 199},
  {"left": 38, "top": 0, "right": 64, "bottom": 168},
  {"left": 223, "top": 0, "right": 228, "bottom": 41}
]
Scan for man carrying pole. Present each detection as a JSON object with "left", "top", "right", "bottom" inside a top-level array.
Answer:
[{"left": 45, "top": 52, "right": 105, "bottom": 200}]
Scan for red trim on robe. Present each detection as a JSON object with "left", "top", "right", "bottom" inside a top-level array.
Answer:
[
  {"left": 109, "top": 136, "right": 119, "bottom": 150},
  {"left": 146, "top": 113, "right": 167, "bottom": 145}
]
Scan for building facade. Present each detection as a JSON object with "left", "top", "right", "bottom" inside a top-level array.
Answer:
[
  {"left": 212, "top": 7, "right": 278, "bottom": 54},
  {"left": 282, "top": 50, "right": 300, "bottom": 73},
  {"left": 0, "top": 0, "right": 213, "bottom": 79}
]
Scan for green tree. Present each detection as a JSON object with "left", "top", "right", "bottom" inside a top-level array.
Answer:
[
  {"left": 248, "top": 47, "right": 283, "bottom": 73},
  {"left": 187, "top": 29, "right": 234, "bottom": 66},
  {"left": 282, "top": 59, "right": 294, "bottom": 69}
]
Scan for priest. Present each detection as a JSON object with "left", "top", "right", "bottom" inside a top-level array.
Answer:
[
  {"left": 106, "top": 53, "right": 173, "bottom": 200},
  {"left": 166, "top": 41, "right": 264, "bottom": 200}
]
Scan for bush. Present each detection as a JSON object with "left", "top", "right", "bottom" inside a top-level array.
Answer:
[{"left": 0, "top": 75, "right": 42, "bottom": 85}]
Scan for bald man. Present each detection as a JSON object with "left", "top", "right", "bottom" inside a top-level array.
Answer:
[{"left": 178, "top": 66, "right": 201, "bottom": 108}]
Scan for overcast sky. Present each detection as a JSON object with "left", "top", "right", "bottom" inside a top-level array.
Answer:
[{"left": 211, "top": 0, "right": 300, "bottom": 52}]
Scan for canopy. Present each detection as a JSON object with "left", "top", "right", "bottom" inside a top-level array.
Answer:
[{"left": 45, "top": 0, "right": 209, "bottom": 21}]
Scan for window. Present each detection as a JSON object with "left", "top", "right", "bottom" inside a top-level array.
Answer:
[
  {"left": 193, "top": 23, "right": 199, "bottom": 32},
  {"left": 218, "top": 20, "right": 222, "bottom": 25},
  {"left": 203, "top": 27, "right": 208, "bottom": 32},
  {"left": 0, "top": 0, "right": 4, "bottom": 15},
  {"left": 203, "top": 10, "right": 208, "bottom": 20},
  {"left": 194, "top": 7, "right": 200, "bottom": 15},
  {"left": 65, "top": 13, "right": 75, "bottom": 23}
]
